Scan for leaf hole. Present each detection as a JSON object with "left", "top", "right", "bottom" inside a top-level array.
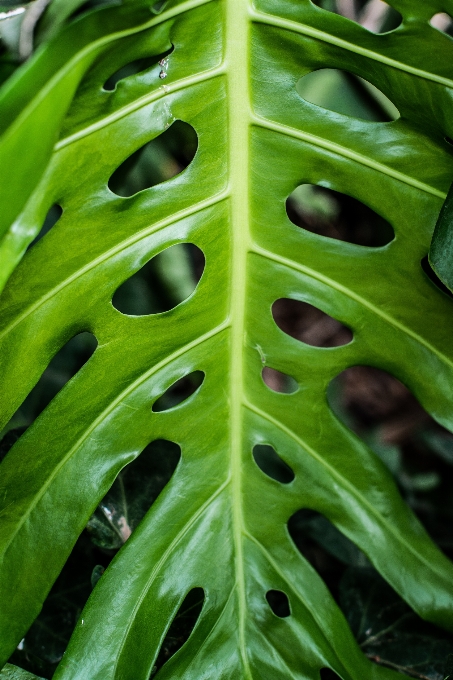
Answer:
[
  {"left": 108, "top": 121, "right": 198, "bottom": 197},
  {"left": 112, "top": 243, "right": 205, "bottom": 315},
  {"left": 320, "top": 669, "right": 342, "bottom": 679},
  {"left": 152, "top": 371, "right": 204, "bottom": 413},
  {"left": 430, "top": 12, "right": 453, "bottom": 35},
  {"left": 103, "top": 46, "right": 174, "bottom": 91},
  {"left": 2, "top": 332, "right": 97, "bottom": 436},
  {"left": 286, "top": 184, "right": 394, "bottom": 246},
  {"left": 272, "top": 298, "right": 353, "bottom": 347},
  {"left": 87, "top": 439, "right": 181, "bottom": 550},
  {"left": 152, "top": 588, "right": 205, "bottom": 677},
  {"left": 421, "top": 255, "right": 453, "bottom": 300},
  {"left": 296, "top": 69, "right": 399, "bottom": 121},
  {"left": 151, "top": 0, "right": 169, "bottom": 14},
  {"left": 266, "top": 590, "right": 291, "bottom": 618},
  {"left": 27, "top": 204, "right": 63, "bottom": 250},
  {"left": 252, "top": 444, "right": 295, "bottom": 483},
  {"left": 262, "top": 367, "right": 298, "bottom": 394},
  {"left": 311, "top": 0, "right": 402, "bottom": 34}
]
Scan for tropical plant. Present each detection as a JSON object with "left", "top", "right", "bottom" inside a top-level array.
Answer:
[{"left": 1, "top": 0, "right": 453, "bottom": 678}]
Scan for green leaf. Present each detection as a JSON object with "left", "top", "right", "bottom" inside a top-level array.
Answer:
[
  {"left": 429, "top": 182, "right": 453, "bottom": 294},
  {"left": 0, "top": 664, "right": 44, "bottom": 680},
  {"left": 1, "top": 0, "right": 453, "bottom": 678}
]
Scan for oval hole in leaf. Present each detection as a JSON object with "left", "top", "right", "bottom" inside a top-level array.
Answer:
[
  {"left": 252, "top": 444, "right": 295, "bottom": 483},
  {"left": 152, "top": 588, "right": 205, "bottom": 676},
  {"left": 262, "top": 367, "right": 298, "bottom": 394},
  {"left": 103, "top": 47, "right": 173, "bottom": 91},
  {"left": 1, "top": 332, "right": 97, "bottom": 438},
  {"left": 87, "top": 439, "right": 181, "bottom": 550},
  {"left": 311, "top": 0, "right": 402, "bottom": 34},
  {"left": 421, "top": 255, "right": 453, "bottom": 300},
  {"left": 152, "top": 371, "right": 204, "bottom": 413},
  {"left": 296, "top": 69, "right": 399, "bottom": 122},
  {"left": 112, "top": 243, "right": 205, "bottom": 315},
  {"left": 266, "top": 590, "right": 291, "bottom": 618},
  {"left": 286, "top": 184, "right": 394, "bottom": 246},
  {"left": 272, "top": 298, "right": 353, "bottom": 347},
  {"left": 27, "top": 204, "right": 63, "bottom": 250},
  {"left": 430, "top": 12, "right": 453, "bottom": 35},
  {"left": 320, "top": 669, "right": 341, "bottom": 679},
  {"left": 108, "top": 121, "right": 198, "bottom": 197},
  {"left": 151, "top": 0, "right": 168, "bottom": 14}
]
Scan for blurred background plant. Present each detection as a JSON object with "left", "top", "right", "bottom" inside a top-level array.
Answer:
[{"left": 1, "top": 0, "right": 453, "bottom": 678}]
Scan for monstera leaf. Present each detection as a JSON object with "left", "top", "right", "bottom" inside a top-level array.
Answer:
[{"left": 1, "top": 0, "right": 453, "bottom": 678}]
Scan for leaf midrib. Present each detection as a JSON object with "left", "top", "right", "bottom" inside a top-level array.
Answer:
[{"left": 226, "top": 0, "right": 253, "bottom": 676}]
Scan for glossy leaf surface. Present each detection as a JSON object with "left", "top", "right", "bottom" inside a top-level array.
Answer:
[{"left": 1, "top": 0, "right": 453, "bottom": 678}]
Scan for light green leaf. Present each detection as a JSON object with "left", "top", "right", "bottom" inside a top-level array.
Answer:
[
  {"left": 0, "top": 664, "right": 44, "bottom": 680},
  {"left": 1, "top": 0, "right": 453, "bottom": 678}
]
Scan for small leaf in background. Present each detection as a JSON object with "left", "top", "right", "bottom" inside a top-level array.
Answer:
[{"left": 0, "top": 664, "right": 44, "bottom": 679}]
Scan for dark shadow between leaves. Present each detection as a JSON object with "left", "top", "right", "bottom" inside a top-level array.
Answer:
[
  {"left": 340, "top": 567, "right": 453, "bottom": 678},
  {"left": 262, "top": 367, "right": 298, "bottom": 394},
  {"left": 112, "top": 244, "right": 204, "bottom": 315},
  {"left": 421, "top": 255, "right": 453, "bottom": 300},
  {"left": 151, "top": 588, "right": 205, "bottom": 678},
  {"left": 1, "top": 332, "right": 97, "bottom": 446},
  {"left": 103, "top": 46, "right": 173, "bottom": 91},
  {"left": 152, "top": 371, "right": 204, "bottom": 412},
  {"left": 288, "top": 508, "right": 369, "bottom": 600},
  {"left": 266, "top": 590, "right": 291, "bottom": 618},
  {"left": 108, "top": 121, "right": 197, "bottom": 197},
  {"left": 272, "top": 298, "right": 352, "bottom": 347},
  {"left": 286, "top": 184, "right": 394, "bottom": 246},
  {"left": 27, "top": 204, "right": 63, "bottom": 251},
  {"left": 252, "top": 444, "right": 295, "bottom": 484},
  {"left": 320, "top": 669, "right": 341, "bottom": 680}
]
